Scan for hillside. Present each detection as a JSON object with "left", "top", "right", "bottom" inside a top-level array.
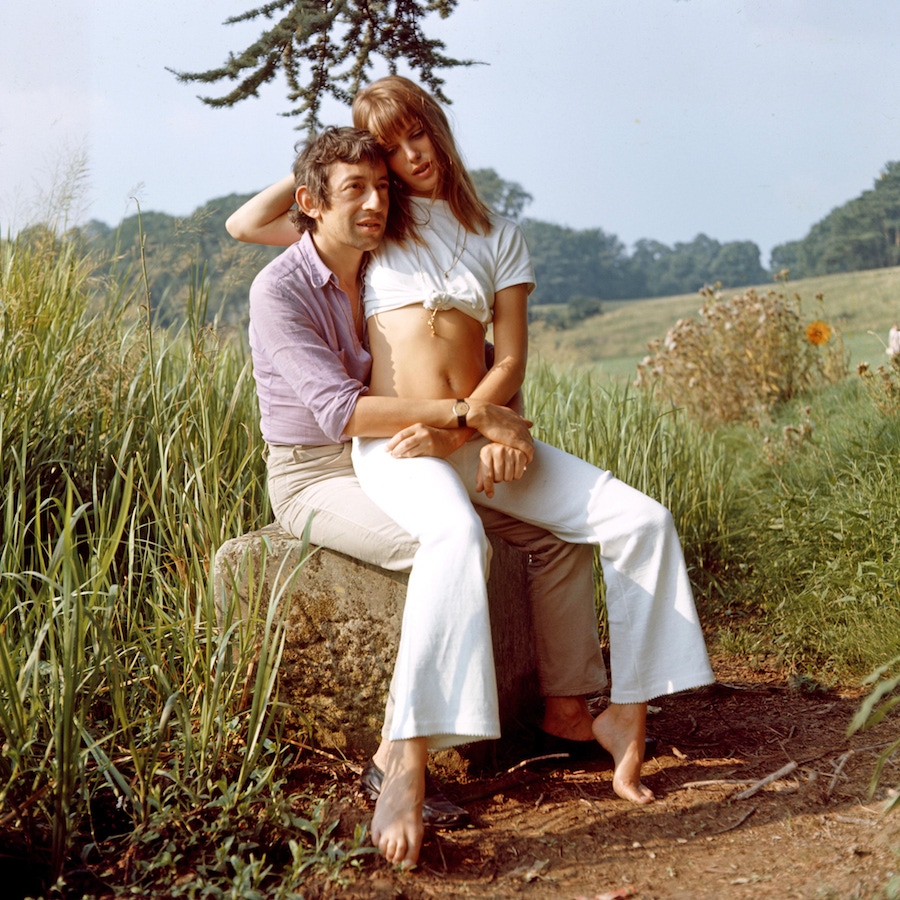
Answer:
[{"left": 529, "top": 265, "right": 900, "bottom": 379}]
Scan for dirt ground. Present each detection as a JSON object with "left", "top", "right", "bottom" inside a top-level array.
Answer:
[{"left": 291, "top": 653, "right": 900, "bottom": 900}]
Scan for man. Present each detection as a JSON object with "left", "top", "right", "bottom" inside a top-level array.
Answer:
[{"left": 235, "top": 126, "right": 625, "bottom": 842}]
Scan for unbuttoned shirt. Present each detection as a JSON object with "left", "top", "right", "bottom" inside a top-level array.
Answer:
[{"left": 249, "top": 231, "right": 370, "bottom": 446}]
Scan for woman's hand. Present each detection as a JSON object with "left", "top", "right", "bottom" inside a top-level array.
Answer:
[
  {"left": 476, "top": 442, "right": 529, "bottom": 498},
  {"left": 387, "top": 423, "right": 469, "bottom": 459}
]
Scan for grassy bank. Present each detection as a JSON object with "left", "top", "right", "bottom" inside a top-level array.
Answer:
[
  {"left": 2, "top": 230, "right": 898, "bottom": 895},
  {"left": 530, "top": 265, "right": 900, "bottom": 377},
  {"left": 523, "top": 363, "right": 900, "bottom": 683}
]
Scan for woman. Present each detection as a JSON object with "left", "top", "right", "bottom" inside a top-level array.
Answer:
[{"left": 229, "top": 77, "right": 714, "bottom": 869}]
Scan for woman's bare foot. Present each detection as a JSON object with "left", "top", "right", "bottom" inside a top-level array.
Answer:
[
  {"left": 370, "top": 737, "right": 428, "bottom": 869},
  {"left": 591, "top": 702, "right": 655, "bottom": 804}
]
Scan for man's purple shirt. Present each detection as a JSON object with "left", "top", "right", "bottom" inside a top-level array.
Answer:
[{"left": 249, "top": 231, "right": 370, "bottom": 446}]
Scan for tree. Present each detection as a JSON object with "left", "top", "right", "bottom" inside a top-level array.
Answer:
[
  {"left": 637, "top": 233, "right": 720, "bottom": 297},
  {"left": 709, "top": 240, "right": 768, "bottom": 288},
  {"left": 470, "top": 169, "right": 533, "bottom": 221},
  {"left": 169, "top": 1, "right": 475, "bottom": 131},
  {"left": 520, "top": 220, "right": 633, "bottom": 304},
  {"left": 769, "top": 240, "right": 807, "bottom": 279},
  {"left": 629, "top": 234, "right": 768, "bottom": 297},
  {"left": 769, "top": 160, "right": 900, "bottom": 277}
]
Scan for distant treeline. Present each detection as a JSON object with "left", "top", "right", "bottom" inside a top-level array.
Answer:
[
  {"left": 771, "top": 160, "right": 900, "bottom": 279},
  {"left": 65, "top": 161, "right": 900, "bottom": 326},
  {"left": 73, "top": 195, "right": 282, "bottom": 328}
]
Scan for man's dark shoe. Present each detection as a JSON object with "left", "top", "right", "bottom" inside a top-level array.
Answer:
[
  {"left": 535, "top": 731, "right": 659, "bottom": 763},
  {"left": 359, "top": 759, "right": 471, "bottom": 830}
]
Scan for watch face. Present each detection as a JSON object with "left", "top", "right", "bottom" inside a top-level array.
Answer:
[{"left": 454, "top": 400, "right": 470, "bottom": 415}]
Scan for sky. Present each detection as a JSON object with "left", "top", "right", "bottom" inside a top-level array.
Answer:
[{"left": 2, "top": 0, "right": 900, "bottom": 265}]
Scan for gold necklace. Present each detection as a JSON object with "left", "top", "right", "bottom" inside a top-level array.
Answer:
[{"left": 414, "top": 215, "right": 468, "bottom": 335}]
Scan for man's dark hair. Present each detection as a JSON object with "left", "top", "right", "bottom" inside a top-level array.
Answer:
[{"left": 289, "top": 126, "right": 409, "bottom": 241}]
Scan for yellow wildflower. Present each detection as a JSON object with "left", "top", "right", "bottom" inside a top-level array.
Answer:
[{"left": 806, "top": 320, "right": 832, "bottom": 346}]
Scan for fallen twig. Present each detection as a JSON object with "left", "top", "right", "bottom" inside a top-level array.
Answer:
[
  {"left": 434, "top": 833, "right": 449, "bottom": 873},
  {"left": 709, "top": 805, "right": 757, "bottom": 835},
  {"left": 794, "top": 742, "right": 893, "bottom": 766},
  {"left": 833, "top": 814, "right": 879, "bottom": 827},
  {"left": 827, "top": 750, "right": 853, "bottom": 799},
  {"left": 506, "top": 753, "right": 569, "bottom": 773},
  {"left": 282, "top": 737, "right": 355, "bottom": 769},
  {"left": 0, "top": 783, "right": 51, "bottom": 828},
  {"left": 733, "top": 761, "right": 798, "bottom": 800},
  {"left": 676, "top": 779, "right": 757, "bottom": 790},
  {"left": 852, "top": 741, "right": 896, "bottom": 754}
]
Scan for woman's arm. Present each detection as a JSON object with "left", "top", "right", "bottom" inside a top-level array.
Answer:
[
  {"left": 226, "top": 174, "right": 300, "bottom": 246},
  {"left": 469, "top": 283, "right": 529, "bottom": 407},
  {"left": 469, "top": 283, "right": 530, "bottom": 495},
  {"left": 347, "top": 394, "right": 533, "bottom": 455}
]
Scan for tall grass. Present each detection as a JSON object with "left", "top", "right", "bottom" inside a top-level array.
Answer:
[
  {"left": 725, "top": 382, "right": 900, "bottom": 682},
  {"left": 0, "top": 230, "right": 369, "bottom": 895},
  {"left": 525, "top": 345, "right": 900, "bottom": 685}
]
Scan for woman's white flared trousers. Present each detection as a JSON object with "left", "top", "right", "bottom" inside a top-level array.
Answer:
[{"left": 351, "top": 435, "right": 714, "bottom": 750}]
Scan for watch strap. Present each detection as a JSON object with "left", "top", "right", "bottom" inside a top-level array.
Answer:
[{"left": 455, "top": 398, "right": 468, "bottom": 428}]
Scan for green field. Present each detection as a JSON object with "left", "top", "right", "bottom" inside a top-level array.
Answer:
[{"left": 529, "top": 266, "right": 900, "bottom": 379}]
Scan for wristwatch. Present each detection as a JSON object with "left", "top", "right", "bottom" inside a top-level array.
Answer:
[{"left": 453, "top": 398, "right": 470, "bottom": 428}]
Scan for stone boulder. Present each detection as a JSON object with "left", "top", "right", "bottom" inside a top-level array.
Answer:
[{"left": 214, "top": 524, "right": 538, "bottom": 759}]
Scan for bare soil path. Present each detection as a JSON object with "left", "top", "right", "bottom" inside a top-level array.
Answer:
[{"left": 294, "top": 654, "right": 900, "bottom": 899}]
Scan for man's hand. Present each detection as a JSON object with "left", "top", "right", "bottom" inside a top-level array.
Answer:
[
  {"left": 388, "top": 423, "right": 469, "bottom": 459},
  {"left": 476, "top": 442, "right": 530, "bottom": 498},
  {"left": 466, "top": 401, "right": 534, "bottom": 460}
]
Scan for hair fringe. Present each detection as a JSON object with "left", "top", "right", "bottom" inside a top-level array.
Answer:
[{"left": 352, "top": 76, "right": 492, "bottom": 236}]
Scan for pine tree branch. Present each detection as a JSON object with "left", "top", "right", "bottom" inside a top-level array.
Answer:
[{"left": 168, "top": 0, "right": 478, "bottom": 132}]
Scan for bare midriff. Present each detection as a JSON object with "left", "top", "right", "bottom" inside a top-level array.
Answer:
[{"left": 367, "top": 304, "right": 487, "bottom": 399}]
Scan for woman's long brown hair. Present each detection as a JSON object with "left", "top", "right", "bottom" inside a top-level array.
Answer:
[{"left": 352, "top": 76, "right": 492, "bottom": 235}]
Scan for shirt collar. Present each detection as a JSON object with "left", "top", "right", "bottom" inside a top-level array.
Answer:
[
  {"left": 298, "top": 231, "right": 334, "bottom": 289},
  {"left": 298, "top": 230, "right": 371, "bottom": 295}
]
